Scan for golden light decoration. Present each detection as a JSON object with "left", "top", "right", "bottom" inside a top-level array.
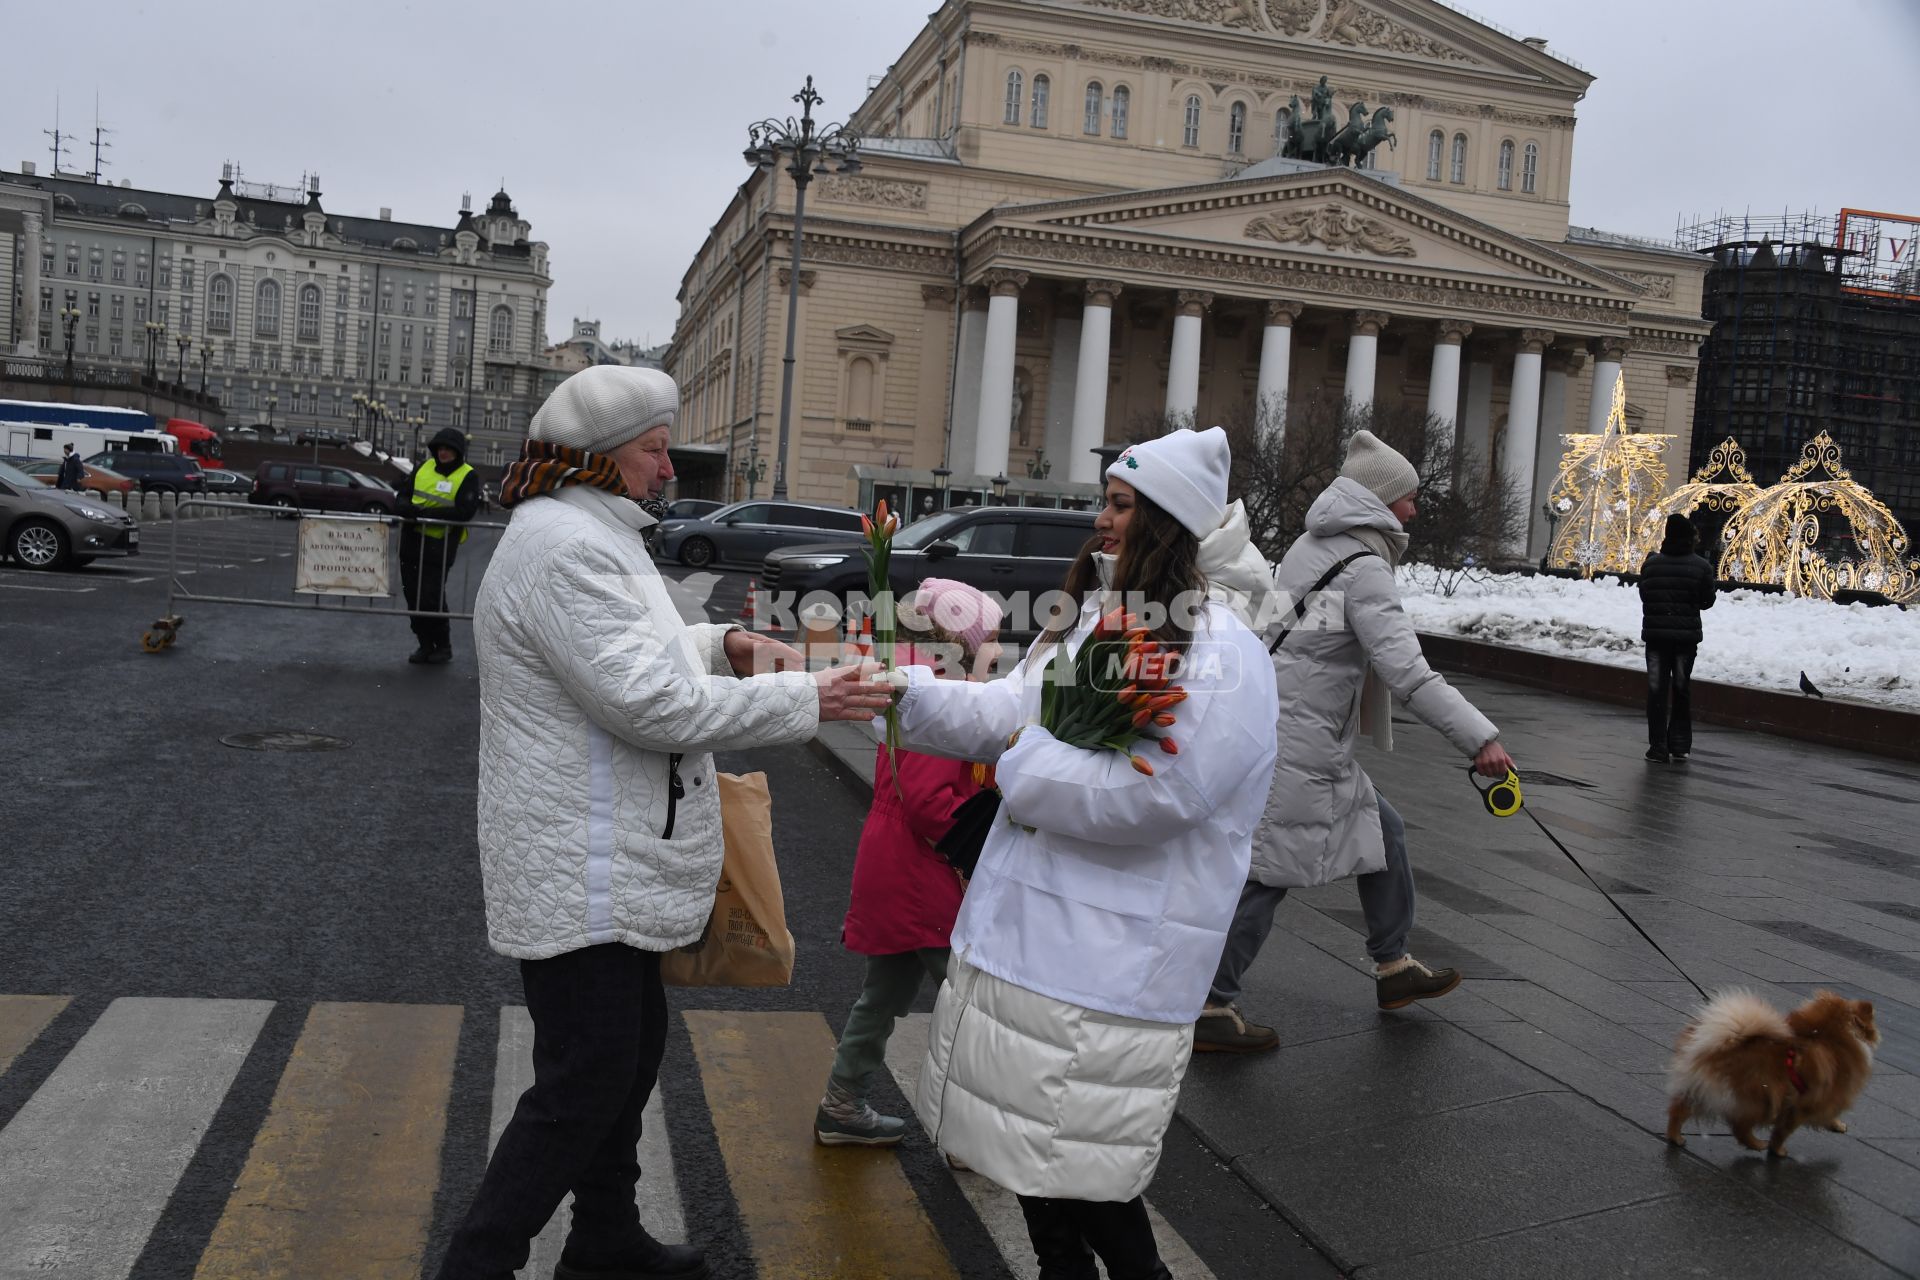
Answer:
[
  {"left": 1717, "top": 431, "right": 1920, "bottom": 604},
  {"left": 1637, "top": 437, "right": 1763, "bottom": 546},
  {"left": 1546, "top": 378, "right": 1674, "bottom": 577}
]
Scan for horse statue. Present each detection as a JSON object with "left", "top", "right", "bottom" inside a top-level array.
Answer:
[
  {"left": 1325, "top": 104, "right": 1395, "bottom": 168},
  {"left": 1282, "top": 92, "right": 1339, "bottom": 164}
]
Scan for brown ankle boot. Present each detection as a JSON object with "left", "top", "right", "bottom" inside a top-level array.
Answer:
[{"left": 1375, "top": 955, "right": 1462, "bottom": 1010}]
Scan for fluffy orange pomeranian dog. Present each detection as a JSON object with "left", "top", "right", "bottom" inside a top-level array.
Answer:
[{"left": 1665, "top": 989, "right": 1879, "bottom": 1157}]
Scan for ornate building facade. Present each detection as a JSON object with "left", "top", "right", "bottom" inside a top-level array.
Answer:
[
  {"left": 1, "top": 165, "right": 552, "bottom": 464},
  {"left": 668, "top": 0, "right": 1709, "bottom": 550}
]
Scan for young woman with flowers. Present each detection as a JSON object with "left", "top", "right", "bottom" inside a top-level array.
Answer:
[
  {"left": 815, "top": 578, "right": 1005, "bottom": 1147},
  {"left": 884, "top": 428, "right": 1278, "bottom": 1280}
]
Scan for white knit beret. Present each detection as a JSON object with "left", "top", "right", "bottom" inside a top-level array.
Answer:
[
  {"left": 530, "top": 366, "right": 679, "bottom": 455},
  {"left": 1108, "top": 426, "right": 1232, "bottom": 540},
  {"left": 1340, "top": 430, "right": 1420, "bottom": 507}
]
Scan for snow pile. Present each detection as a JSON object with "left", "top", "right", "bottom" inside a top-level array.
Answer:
[{"left": 1400, "top": 566, "right": 1920, "bottom": 711}]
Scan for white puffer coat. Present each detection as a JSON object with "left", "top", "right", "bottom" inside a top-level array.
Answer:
[
  {"left": 474, "top": 485, "right": 819, "bottom": 959},
  {"left": 897, "top": 597, "right": 1278, "bottom": 1199},
  {"left": 1253, "top": 478, "right": 1497, "bottom": 890}
]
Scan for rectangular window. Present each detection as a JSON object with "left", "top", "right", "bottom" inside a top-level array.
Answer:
[
  {"left": 455, "top": 293, "right": 471, "bottom": 319},
  {"left": 454, "top": 332, "right": 468, "bottom": 358},
  {"left": 425, "top": 296, "right": 438, "bottom": 318},
  {"left": 157, "top": 300, "right": 169, "bottom": 326},
  {"left": 89, "top": 261, "right": 102, "bottom": 281},
  {"left": 86, "top": 293, "right": 100, "bottom": 318},
  {"left": 109, "top": 334, "right": 123, "bottom": 357},
  {"left": 453, "top": 367, "right": 466, "bottom": 389},
  {"left": 158, "top": 265, "right": 171, "bottom": 289},
  {"left": 135, "top": 265, "right": 149, "bottom": 286},
  {"left": 403, "top": 296, "right": 414, "bottom": 315},
  {"left": 402, "top": 325, "right": 413, "bottom": 351},
  {"left": 111, "top": 296, "right": 125, "bottom": 321},
  {"left": 112, "top": 262, "right": 126, "bottom": 282},
  {"left": 181, "top": 264, "right": 194, "bottom": 291},
  {"left": 134, "top": 296, "right": 148, "bottom": 322},
  {"left": 337, "top": 280, "right": 349, "bottom": 308}
]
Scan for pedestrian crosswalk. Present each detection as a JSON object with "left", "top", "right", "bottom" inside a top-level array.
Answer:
[{"left": 0, "top": 995, "right": 1218, "bottom": 1279}]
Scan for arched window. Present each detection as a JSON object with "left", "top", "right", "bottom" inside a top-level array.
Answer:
[
  {"left": 1084, "top": 81, "right": 1103, "bottom": 136},
  {"left": 255, "top": 278, "right": 280, "bottom": 339},
  {"left": 1427, "top": 130, "right": 1443, "bottom": 180},
  {"left": 845, "top": 357, "right": 876, "bottom": 424},
  {"left": 1004, "top": 71, "right": 1023, "bottom": 125},
  {"left": 207, "top": 274, "right": 233, "bottom": 333},
  {"left": 297, "top": 284, "right": 322, "bottom": 342},
  {"left": 1522, "top": 141, "right": 1539, "bottom": 194},
  {"left": 1497, "top": 139, "right": 1514, "bottom": 190},
  {"left": 1111, "top": 85, "right": 1130, "bottom": 139},
  {"left": 1450, "top": 133, "right": 1468, "bottom": 184},
  {"left": 1183, "top": 94, "right": 1202, "bottom": 148},
  {"left": 1030, "top": 74, "right": 1050, "bottom": 128},
  {"left": 489, "top": 304, "right": 514, "bottom": 355},
  {"left": 1227, "top": 101, "right": 1247, "bottom": 154}
]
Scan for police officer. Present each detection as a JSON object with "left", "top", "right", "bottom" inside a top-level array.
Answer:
[{"left": 401, "top": 427, "right": 480, "bottom": 665}]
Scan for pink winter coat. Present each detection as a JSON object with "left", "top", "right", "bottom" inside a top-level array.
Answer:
[{"left": 841, "top": 742, "right": 978, "bottom": 956}]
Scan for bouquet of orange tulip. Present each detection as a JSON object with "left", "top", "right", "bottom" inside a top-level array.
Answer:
[
  {"left": 860, "top": 500, "right": 905, "bottom": 794},
  {"left": 1037, "top": 607, "right": 1185, "bottom": 776}
]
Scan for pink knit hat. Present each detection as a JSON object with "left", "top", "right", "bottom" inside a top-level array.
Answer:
[{"left": 906, "top": 578, "right": 1003, "bottom": 655}]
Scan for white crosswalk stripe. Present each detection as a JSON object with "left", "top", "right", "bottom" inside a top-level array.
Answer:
[{"left": 0, "top": 997, "right": 273, "bottom": 1279}]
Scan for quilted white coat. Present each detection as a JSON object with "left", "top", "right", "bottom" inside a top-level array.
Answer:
[
  {"left": 474, "top": 486, "right": 819, "bottom": 959},
  {"left": 897, "top": 598, "right": 1278, "bottom": 1199}
]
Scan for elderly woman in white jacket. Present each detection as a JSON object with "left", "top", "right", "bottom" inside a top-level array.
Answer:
[{"left": 890, "top": 427, "right": 1277, "bottom": 1280}]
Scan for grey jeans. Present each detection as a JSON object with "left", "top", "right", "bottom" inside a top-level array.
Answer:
[
  {"left": 827, "top": 948, "right": 950, "bottom": 1098},
  {"left": 1209, "top": 791, "right": 1413, "bottom": 1006}
]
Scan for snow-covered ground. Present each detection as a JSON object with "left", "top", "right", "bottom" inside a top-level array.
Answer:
[{"left": 1399, "top": 566, "right": 1920, "bottom": 711}]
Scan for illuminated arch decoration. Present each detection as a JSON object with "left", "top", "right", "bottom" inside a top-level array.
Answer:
[
  {"left": 1636, "top": 436, "right": 1763, "bottom": 548},
  {"left": 1717, "top": 431, "right": 1920, "bottom": 603},
  {"left": 1546, "top": 378, "right": 1674, "bottom": 577}
]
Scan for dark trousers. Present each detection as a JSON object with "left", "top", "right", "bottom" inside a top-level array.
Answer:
[
  {"left": 399, "top": 527, "right": 458, "bottom": 650},
  {"left": 1645, "top": 643, "right": 1698, "bottom": 755},
  {"left": 1017, "top": 1195, "right": 1170, "bottom": 1280},
  {"left": 436, "top": 944, "right": 669, "bottom": 1280}
]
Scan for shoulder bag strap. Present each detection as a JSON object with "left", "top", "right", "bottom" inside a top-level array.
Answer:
[{"left": 1268, "top": 550, "right": 1379, "bottom": 654}]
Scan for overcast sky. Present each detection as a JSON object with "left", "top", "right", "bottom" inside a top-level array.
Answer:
[{"left": 13, "top": 1, "right": 1918, "bottom": 349}]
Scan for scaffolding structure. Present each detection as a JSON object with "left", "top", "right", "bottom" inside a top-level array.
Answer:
[{"left": 1678, "top": 211, "right": 1920, "bottom": 546}]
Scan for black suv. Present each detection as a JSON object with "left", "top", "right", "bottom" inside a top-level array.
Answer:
[
  {"left": 760, "top": 506, "right": 1096, "bottom": 633},
  {"left": 83, "top": 451, "right": 205, "bottom": 494},
  {"left": 250, "top": 461, "right": 400, "bottom": 514}
]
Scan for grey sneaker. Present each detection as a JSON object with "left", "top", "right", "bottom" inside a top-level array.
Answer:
[
  {"left": 1375, "top": 955, "right": 1462, "bottom": 1010},
  {"left": 814, "top": 1099, "right": 907, "bottom": 1147},
  {"left": 1191, "top": 1003, "right": 1279, "bottom": 1053}
]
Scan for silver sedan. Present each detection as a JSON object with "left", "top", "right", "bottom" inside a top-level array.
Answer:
[{"left": 0, "top": 458, "right": 141, "bottom": 570}]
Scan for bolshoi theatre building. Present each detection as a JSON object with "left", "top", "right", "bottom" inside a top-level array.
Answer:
[{"left": 665, "top": 0, "right": 1709, "bottom": 553}]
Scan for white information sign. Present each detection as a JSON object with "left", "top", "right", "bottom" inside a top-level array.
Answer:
[{"left": 294, "top": 518, "right": 393, "bottom": 597}]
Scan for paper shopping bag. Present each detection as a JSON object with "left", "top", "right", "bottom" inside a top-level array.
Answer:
[{"left": 661, "top": 772, "right": 795, "bottom": 987}]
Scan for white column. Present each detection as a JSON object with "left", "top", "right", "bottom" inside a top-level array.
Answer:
[
  {"left": 1069, "top": 280, "right": 1121, "bottom": 484},
  {"left": 947, "top": 289, "right": 988, "bottom": 474},
  {"left": 1664, "top": 363, "right": 1695, "bottom": 453},
  {"left": 1532, "top": 349, "right": 1580, "bottom": 558},
  {"left": 1425, "top": 319, "right": 1471, "bottom": 435},
  {"left": 1587, "top": 336, "right": 1629, "bottom": 433},
  {"left": 15, "top": 210, "right": 43, "bottom": 355},
  {"left": 1256, "top": 299, "right": 1303, "bottom": 443},
  {"left": 1502, "top": 328, "right": 1553, "bottom": 556},
  {"left": 1342, "top": 310, "right": 1389, "bottom": 413},
  {"left": 1164, "top": 290, "right": 1212, "bottom": 425},
  {"left": 972, "top": 269, "right": 1027, "bottom": 481},
  {"left": 1041, "top": 293, "right": 1081, "bottom": 480}
]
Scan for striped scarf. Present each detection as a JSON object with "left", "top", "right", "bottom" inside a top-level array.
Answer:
[{"left": 499, "top": 440, "right": 628, "bottom": 509}]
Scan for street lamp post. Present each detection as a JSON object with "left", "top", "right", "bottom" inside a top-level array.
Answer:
[
  {"left": 931, "top": 465, "right": 951, "bottom": 512},
  {"left": 991, "top": 472, "right": 1010, "bottom": 506},
  {"left": 1541, "top": 500, "right": 1561, "bottom": 573},
  {"left": 175, "top": 335, "right": 190, "bottom": 386},
  {"left": 744, "top": 76, "right": 861, "bottom": 501},
  {"left": 144, "top": 321, "right": 165, "bottom": 382},
  {"left": 410, "top": 414, "right": 425, "bottom": 458},
  {"left": 198, "top": 347, "right": 211, "bottom": 397},
  {"left": 59, "top": 305, "right": 82, "bottom": 385}
]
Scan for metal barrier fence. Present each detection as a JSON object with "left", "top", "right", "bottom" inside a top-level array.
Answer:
[{"left": 143, "top": 499, "right": 508, "bottom": 651}]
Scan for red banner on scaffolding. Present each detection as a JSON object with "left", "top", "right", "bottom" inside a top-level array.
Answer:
[{"left": 1835, "top": 208, "right": 1920, "bottom": 302}]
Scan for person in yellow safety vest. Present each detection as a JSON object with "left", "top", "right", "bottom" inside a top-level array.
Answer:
[{"left": 401, "top": 426, "right": 482, "bottom": 665}]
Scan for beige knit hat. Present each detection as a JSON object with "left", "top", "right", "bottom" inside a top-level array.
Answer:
[
  {"left": 530, "top": 366, "right": 678, "bottom": 455},
  {"left": 1340, "top": 430, "right": 1420, "bottom": 506}
]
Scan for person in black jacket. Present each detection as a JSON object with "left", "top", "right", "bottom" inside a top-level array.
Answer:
[
  {"left": 398, "top": 427, "right": 482, "bottom": 665},
  {"left": 55, "top": 444, "right": 85, "bottom": 491},
  {"left": 1636, "top": 514, "right": 1717, "bottom": 763}
]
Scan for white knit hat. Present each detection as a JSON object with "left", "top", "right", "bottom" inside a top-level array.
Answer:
[
  {"left": 1108, "top": 426, "right": 1232, "bottom": 539},
  {"left": 530, "top": 366, "right": 678, "bottom": 456},
  {"left": 1341, "top": 430, "right": 1420, "bottom": 506}
]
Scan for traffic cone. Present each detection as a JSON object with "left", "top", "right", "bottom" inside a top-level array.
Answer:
[{"left": 739, "top": 579, "right": 760, "bottom": 629}]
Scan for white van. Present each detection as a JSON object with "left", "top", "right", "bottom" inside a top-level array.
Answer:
[{"left": 0, "top": 420, "right": 178, "bottom": 463}]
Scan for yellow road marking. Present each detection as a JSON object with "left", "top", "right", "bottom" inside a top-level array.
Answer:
[
  {"left": 686, "top": 1010, "right": 958, "bottom": 1280},
  {"left": 193, "top": 1001, "right": 463, "bottom": 1280},
  {"left": 0, "top": 994, "right": 70, "bottom": 1076}
]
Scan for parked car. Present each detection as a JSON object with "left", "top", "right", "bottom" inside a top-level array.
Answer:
[
  {"left": 760, "top": 505, "right": 1097, "bottom": 634},
  {"left": 13, "top": 458, "right": 136, "bottom": 495},
  {"left": 294, "top": 428, "right": 350, "bottom": 448},
  {"left": 82, "top": 451, "right": 205, "bottom": 494},
  {"left": 225, "top": 423, "right": 278, "bottom": 440},
  {"left": 654, "top": 500, "right": 867, "bottom": 568},
  {"left": 0, "top": 457, "right": 141, "bottom": 570},
  {"left": 250, "top": 461, "right": 400, "bottom": 514},
  {"left": 665, "top": 497, "right": 724, "bottom": 521},
  {"left": 198, "top": 467, "right": 254, "bottom": 496}
]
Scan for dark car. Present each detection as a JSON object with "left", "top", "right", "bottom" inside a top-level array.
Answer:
[
  {"left": 294, "top": 428, "right": 350, "bottom": 448},
  {"left": 198, "top": 467, "right": 254, "bottom": 496},
  {"left": 654, "top": 500, "right": 866, "bottom": 568},
  {"left": 760, "top": 506, "right": 1097, "bottom": 634},
  {"left": 665, "top": 497, "right": 724, "bottom": 521},
  {"left": 83, "top": 450, "right": 205, "bottom": 494},
  {"left": 250, "top": 461, "right": 400, "bottom": 514}
]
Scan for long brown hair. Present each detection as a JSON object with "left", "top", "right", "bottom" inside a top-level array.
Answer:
[{"left": 1036, "top": 488, "right": 1207, "bottom": 650}]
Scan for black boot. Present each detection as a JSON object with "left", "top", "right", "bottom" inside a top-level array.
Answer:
[
  {"left": 554, "top": 1234, "right": 709, "bottom": 1280},
  {"left": 1018, "top": 1196, "right": 1099, "bottom": 1280}
]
